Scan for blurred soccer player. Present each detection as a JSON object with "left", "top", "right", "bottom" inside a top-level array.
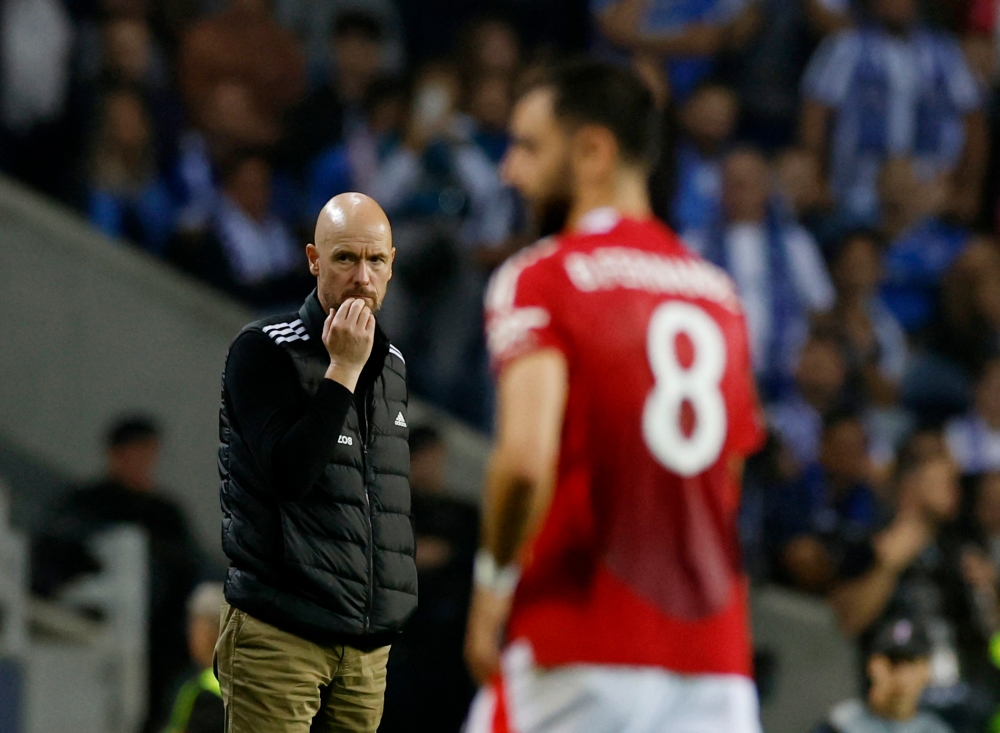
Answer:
[{"left": 464, "top": 61, "right": 766, "bottom": 733}]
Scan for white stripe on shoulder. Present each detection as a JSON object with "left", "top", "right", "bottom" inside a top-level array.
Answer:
[
  {"left": 388, "top": 344, "right": 405, "bottom": 363},
  {"left": 262, "top": 319, "right": 310, "bottom": 343}
]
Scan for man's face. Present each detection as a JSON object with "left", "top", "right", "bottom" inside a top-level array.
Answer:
[
  {"left": 914, "top": 457, "right": 961, "bottom": 523},
  {"left": 311, "top": 227, "right": 394, "bottom": 314},
  {"left": 868, "top": 654, "right": 932, "bottom": 720},
  {"left": 721, "top": 152, "right": 771, "bottom": 224},
  {"left": 107, "top": 438, "right": 160, "bottom": 493},
  {"left": 820, "top": 419, "right": 871, "bottom": 486},
  {"left": 501, "top": 88, "right": 573, "bottom": 229},
  {"left": 333, "top": 32, "right": 381, "bottom": 91}
]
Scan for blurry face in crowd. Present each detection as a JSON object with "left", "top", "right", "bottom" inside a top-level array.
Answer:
[
  {"left": 776, "top": 149, "right": 825, "bottom": 215},
  {"left": 834, "top": 235, "right": 883, "bottom": 299},
  {"left": 107, "top": 438, "right": 160, "bottom": 493},
  {"left": 105, "top": 91, "right": 151, "bottom": 151},
  {"left": 103, "top": 18, "right": 152, "bottom": 84},
  {"left": 333, "top": 31, "right": 382, "bottom": 100},
  {"left": 872, "top": 0, "right": 918, "bottom": 32},
  {"left": 821, "top": 418, "right": 871, "bottom": 487},
  {"left": 681, "top": 85, "right": 737, "bottom": 152},
  {"left": 975, "top": 360, "right": 1000, "bottom": 429},
  {"left": 410, "top": 441, "right": 447, "bottom": 494},
  {"left": 410, "top": 66, "right": 460, "bottom": 137},
  {"left": 796, "top": 338, "right": 846, "bottom": 410},
  {"left": 905, "top": 456, "right": 960, "bottom": 523},
  {"left": 502, "top": 87, "right": 573, "bottom": 226},
  {"left": 976, "top": 473, "right": 1000, "bottom": 535},
  {"left": 225, "top": 157, "right": 272, "bottom": 223},
  {"left": 721, "top": 150, "right": 770, "bottom": 224},
  {"left": 468, "top": 74, "right": 512, "bottom": 132},
  {"left": 473, "top": 21, "right": 520, "bottom": 77},
  {"left": 867, "top": 654, "right": 932, "bottom": 721},
  {"left": 307, "top": 194, "right": 394, "bottom": 314}
]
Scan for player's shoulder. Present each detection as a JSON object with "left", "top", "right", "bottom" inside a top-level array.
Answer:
[
  {"left": 485, "top": 236, "right": 564, "bottom": 312},
  {"left": 241, "top": 312, "right": 312, "bottom": 347}
]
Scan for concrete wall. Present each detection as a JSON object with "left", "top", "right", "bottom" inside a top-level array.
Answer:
[{"left": 0, "top": 175, "right": 488, "bottom": 562}]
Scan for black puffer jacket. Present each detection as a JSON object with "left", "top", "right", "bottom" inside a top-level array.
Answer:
[{"left": 219, "top": 290, "right": 417, "bottom": 646}]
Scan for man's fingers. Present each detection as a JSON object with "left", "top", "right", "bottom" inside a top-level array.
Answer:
[
  {"left": 346, "top": 298, "right": 367, "bottom": 326},
  {"left": 365, "top": 312, "right": 376, "bottom": 334}
]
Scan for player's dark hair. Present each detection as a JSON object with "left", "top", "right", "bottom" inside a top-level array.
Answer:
[
  {"left": 524, "top": 60, "right": 661, "bottom": 168},
  {"left": 106, "top": 414, "right": 160, "bottom": 449},
  {"left": 332, "top": 10, "right": 383, "bottom": 42}
]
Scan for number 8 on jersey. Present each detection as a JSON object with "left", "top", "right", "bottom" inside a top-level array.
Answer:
[{"left": 642, "top": 302, "right": 728, "bottom": 477}]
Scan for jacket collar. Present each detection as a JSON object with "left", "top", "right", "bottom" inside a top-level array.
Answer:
[{"left": 298, "top": 289, "right": 390, "bottom": 375}]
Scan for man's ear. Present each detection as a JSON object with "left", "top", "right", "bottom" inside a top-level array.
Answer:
[
  {"left": 572, "top": 124, "right": 618, "bottom": 186},
  {"left": 388, "top": 247, "right": 396, "bottom": 280},
  {"left": 306, "top": 243, "right": 320, "bottom": 276}
]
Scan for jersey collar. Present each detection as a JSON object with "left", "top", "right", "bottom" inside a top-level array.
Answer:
[{"left": 575, "top": 207, "right": 621, "bottom": 235}]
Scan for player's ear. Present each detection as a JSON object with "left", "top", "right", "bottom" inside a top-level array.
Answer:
[{"left": 573, "top": 125, "right": 617, "bottom": 185}]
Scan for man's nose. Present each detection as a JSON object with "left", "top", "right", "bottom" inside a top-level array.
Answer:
[{"left": 354, "top": 261, "right": 372, "bottom": 285}]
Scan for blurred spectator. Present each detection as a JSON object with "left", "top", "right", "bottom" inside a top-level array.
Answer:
[
  {"left": 172, "top": 153, "right": 308, "bottom": 308},
  {"left": 163, "top": 582, "right": 224, "bottom": 733},
  {"left": 380, "top": 425, "right": 478, "bottom": 733},
  {"left": 0, "top": 0, "right": 78, "bottom": 199},
  {"left": 458, "top": 72, "right": 514, "bottom": 166},
  {"left": 769, "top": 410, "right": 882, "bottom": 593},
  {"left": 95, "top": 16, "right": 183, "bottom": 162},
  {"left": 769, "top": 333, "right": 848, "bottom": 469},
  {"left": 877, "top": 158, "right": 970, "bottom": 336},
  {"left": 800, "top": 0, "right": 987, "bottom": 226},
  {"left": 935, "top": 235, "right": 1000, "bottom": 378},
  {"left": 774, "top": 147, "right": 837, "bottom": 252},
  {"left": 811, "top": 617, "right": 953, "bottom": 733},
  {"left": 86, "top": 87, "right": 175, "bottom": 255},
  {"left": 457, "top": 16, "right": 521, "bottom": 82},
  {"left": 829, "top": 444, "right": 999, "bottom": 732},
  {"left": 31, "top": 415, "right": 201, "bottom": 733},
  {"left": 669, "top": 81, "right": 738, "bottom": 232},
  {"left": 812, "top": 230, "right": 909, "bottom": 407},
  {"left": 371, "top": 63, "right": 514, "bottom": 427},
  {"left": 305, "top": 75, "right": 407, "bottom": 216},
  {"left": 945, "top": 358, "right": 1000, "bottom": 475},
  {"left": 971, "top": 472, "right": 1000, "bottom": 567},
  {"left": 684, "top": 147, "right": 834, "bottom": 398},
  {"left": 273, "top": 0, "right": 403, "bottom": 81},
  {"left": 281, "top": 9, "right": 385, "bottom": 175},
  {"left": 592, "top": 0, "right": 759, "bottom": 100},
  {"left": 178, "top": 0, "right": 305, "bottom": 148},
  {"left": 727, "top": 0, "right": 825, "bottom": 149}
]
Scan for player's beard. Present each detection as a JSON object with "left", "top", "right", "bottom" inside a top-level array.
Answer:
[
  {"left": 330, "top": 286, "right": 382, "bottom": 314},
  {"left": 532, "top": 160, "right": 575, "bottom": 238}
]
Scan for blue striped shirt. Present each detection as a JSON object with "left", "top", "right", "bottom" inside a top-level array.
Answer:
[{"left": 802, "top": 25, "right": 982, "bottom": 222}]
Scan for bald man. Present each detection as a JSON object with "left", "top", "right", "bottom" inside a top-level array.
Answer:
[{"left": 216, "top": 193, "right": 417, "bottom": 733}]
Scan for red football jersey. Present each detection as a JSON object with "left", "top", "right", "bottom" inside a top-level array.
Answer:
[{"left": 485, "top": 210, "right": 766, "bottom": 677}]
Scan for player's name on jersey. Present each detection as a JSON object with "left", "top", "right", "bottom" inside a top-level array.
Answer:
[{"left": 564, "top": 248, "right": 739, "bottom": 310}]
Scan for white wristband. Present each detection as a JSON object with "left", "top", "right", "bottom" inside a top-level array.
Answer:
[{"left": 474, "top": 549, "right": 520, "bottom": 597}]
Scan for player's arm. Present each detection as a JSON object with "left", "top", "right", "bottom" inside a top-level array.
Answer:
[{"left": 465, "top": 349, "right": 569, "bottom": 684}]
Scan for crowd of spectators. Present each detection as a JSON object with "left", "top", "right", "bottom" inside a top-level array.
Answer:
[{"left": 9, "top": 0, "right": 1000, "bottom": 729}]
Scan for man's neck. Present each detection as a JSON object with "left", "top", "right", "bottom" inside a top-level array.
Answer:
[{"left": 565, "top": 172, "right": 651, "bottom": 232}]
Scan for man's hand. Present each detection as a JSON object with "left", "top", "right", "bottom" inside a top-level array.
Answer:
[
  {"left": 874, "top": 515, "right": 931, "bottom": 574},
  {"left": 464, "top": 585, "right": 512, "bottom": 685},
  {"left": 323, "top": 298, "right": 376, "bottom": 393}
]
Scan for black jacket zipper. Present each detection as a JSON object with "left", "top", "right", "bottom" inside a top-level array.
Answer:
[{"left": 361, "top": 395, "right": 374, "bottom": 633}]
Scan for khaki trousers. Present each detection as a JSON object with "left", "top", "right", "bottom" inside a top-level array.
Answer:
[{"left": 215, "top": 601, "right": 390, "bottom": 733}]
